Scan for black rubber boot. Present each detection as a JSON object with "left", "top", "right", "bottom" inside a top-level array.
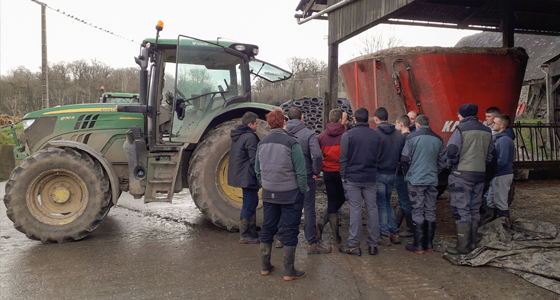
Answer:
[
  {"left": 239, "top": 218, "right": 259, "bottom": 244},
  {"left": 283, "top": 246, "right": 305, "bottom": 281},
  {"left": 260, "top": 243, "right": 274, "bottom": 275},
  {"left": 396, "top": 208, "right": 404, "bottom": 229},
  {"left": 497, "top": 209, "right": 510, "bottom": 220},
  {"left": 405, "top": 222, "right": 425, "bottom": 254},
  {"left": 328, "top": 213, "right": 341, "bottom": 244},
  {"left": 480, "top": 207, "right": 496, "bottom": 226},
  {"left": 316, "top": 213, "right": 329, "bottom": 241},
  {"left": 400, "top": 213, "right": 414, "bottom": 237},
  {"left": 249, "top": 214, "right": 260, "bottom": 241},
  {"left": 423, "top": 221, "right": 436, "bottom": 252},
  {"left": 469, "top": 221, "right": 479, "bottom": 252},
  {"left": 446, "top": 223, "right": 471, "bottom": 255}
]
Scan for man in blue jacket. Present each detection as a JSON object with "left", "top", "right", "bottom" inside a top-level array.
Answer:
[
  {"left": 401, "top": 115, "right": 447, "bottom": 254},
  {"left": 446, "top": 103, "right": 493, "bottom": 255},
  {"left": 255, "top": 109, "right": 307, "bottom": 281},
  {"left": 228, "top": 111, "right": 261, "bottom": 244},
  {"left": 482, "top": 114, "right": 515, "bottom": 224},
  {"left": 286, "top": 107, "right": 330, "bottom": 254},
  {"left": 339, "top": 107, "right": 382, "bottom": 256},
  {"left": 374, "top": 107, "right": 405, "bottom": 246}
]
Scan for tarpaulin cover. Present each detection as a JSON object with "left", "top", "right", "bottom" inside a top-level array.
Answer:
[{"left": 443, "top": 218, "right": 560, "bottom": 294}]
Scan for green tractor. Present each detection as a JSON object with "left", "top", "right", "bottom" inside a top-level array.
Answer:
[{"left": 4, "top": 22, "right": 291, "bottom": 243}]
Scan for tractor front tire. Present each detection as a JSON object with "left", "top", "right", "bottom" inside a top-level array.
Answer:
[
  {"left": 188, "top": 119, "right": 269, "bottom": 231},
  {"left": 4, "top": 147, "right": 112, "bottom": 243}
]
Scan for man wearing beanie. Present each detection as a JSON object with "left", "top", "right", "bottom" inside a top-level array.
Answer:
[{"left": 446, "top": 103, "right": 493, "bottom": 255}]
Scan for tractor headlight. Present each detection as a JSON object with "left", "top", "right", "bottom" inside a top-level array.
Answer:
[
  {"left": 22, "top": 119, "right": 37, "bottom": 131},
  {"left": 252, "top": 48, "right": 259, "bottom": 55},
  {"left": 235, "top": 45, "right": 246, "bottom": 51}
]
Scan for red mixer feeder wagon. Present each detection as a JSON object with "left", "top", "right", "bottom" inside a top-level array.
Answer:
[{"left": 339, "top": 47, "right": 529, "bottom": 143}]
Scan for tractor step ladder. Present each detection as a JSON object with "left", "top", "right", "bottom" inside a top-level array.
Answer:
[{"left": 144, "top": 152, "right": 182, "bottom": 203}]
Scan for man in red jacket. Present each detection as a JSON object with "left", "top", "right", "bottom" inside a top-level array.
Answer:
[{"left": 317, "top": 109, "right": 348, "bottom": 244}]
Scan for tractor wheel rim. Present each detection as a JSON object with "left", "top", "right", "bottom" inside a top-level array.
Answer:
[
  {"left": 216, "top": 152, "right": 262, "bottom": 208},
  {"left": 26, "top": 169, "right": 89, "bottom": 226}
]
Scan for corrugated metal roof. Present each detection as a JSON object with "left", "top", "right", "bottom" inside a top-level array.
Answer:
[{"left": 455, "top": 32, "right": 560, "bottom": 81}]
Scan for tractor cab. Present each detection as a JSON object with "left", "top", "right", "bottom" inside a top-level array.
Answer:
[{"left": 100, "top": 92, "right": 140, "bottom": 104}]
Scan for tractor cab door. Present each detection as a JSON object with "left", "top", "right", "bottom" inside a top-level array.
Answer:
[{"left": 169, "top": 36, "right": 246, "bottom": 143}]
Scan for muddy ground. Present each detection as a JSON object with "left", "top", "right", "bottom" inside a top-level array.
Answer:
[{"left": 1, "top": 180, "right": 559, "bottom": 299}]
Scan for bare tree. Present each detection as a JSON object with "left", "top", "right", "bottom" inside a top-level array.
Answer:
[{"left": 355, "top": 26, "right": 406, "bottom": 57}]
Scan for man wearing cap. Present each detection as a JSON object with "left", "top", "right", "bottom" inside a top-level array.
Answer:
[{"left": 446, "top": 103, "right": 493, "bottom": 255}]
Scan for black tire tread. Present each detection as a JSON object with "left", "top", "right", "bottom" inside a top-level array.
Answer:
[{"left": 4, "top": 147, "right": 112, "bottom": 243}]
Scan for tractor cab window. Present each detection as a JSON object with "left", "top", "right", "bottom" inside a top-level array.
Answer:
[
  {"left": 249, "top": 60, "right": 291, "bottom": 82},
  {"left": 170, "top": 36, "right": 245, "bottom": 143}
]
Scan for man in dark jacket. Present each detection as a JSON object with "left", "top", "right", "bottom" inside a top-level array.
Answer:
[
  {"left": 401, "top": 115, "right": 447, "bottom": 254},
  {"left": 374, "top": 107, "right": 405, "bottom": 246},
  {"left": 446, "top": 103, "right": 493, "bottom": 255},
  {"left": 228, "top": 111, "right": 261, "bottom": 244},
  {"left": 394, "top": 114, "right": 414, "bottom": 238},
  {"left": 317, "top": 109, "right": 348, "bottom": 244},
  {"left": 286, "top": 107, "right": 330, "bottom": 254},
  {"left": 339, "top": 107, "right": 382, "bottom": 256},
  {"left": 482, "top": 114, "right": 515, "bottom": 224},
  {"left": 255, "top": 109, "right": 307, "bottom": 281}
]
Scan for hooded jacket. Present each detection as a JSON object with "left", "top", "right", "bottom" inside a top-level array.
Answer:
[
  {"left": 492, "top": 127, "right": 515, "bottom": 177},
  {"left": 228, "top": 124, "right": 260, "bottom": 189},
  {"left": 317, "top": 122, "right": 345, "bottom": 172},
  {"left": 286, "top": 119, "right": 323, "bottom": 177},
  {"left": 375, "top": 122, "right": 405, "bottom": 174}
]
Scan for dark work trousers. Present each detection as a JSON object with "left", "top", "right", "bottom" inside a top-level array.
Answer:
[
  {"left": 395, "top": 174, "right": 412, "bottom": 214},
  {"left": 448, "top": 174, "right": 484, "bottom": 224},
  {"left": 376, "top": 173, "right": 398, "bottom": 236},
  {"left": 260, "top": 192, "right": 304, "bottom": 247},
  {"left": 324, "top": 172, "right": 346, "bottom": 214},
  {"left": 485, "top": 174, "right": 513, "bottom": 211},
  {"left": 304, "top": 176, "right": 318, "bottom": 245},
  {"left": 240, "top": 188, "right": 259, "bottom": 219},
  {"left": 343, "top": 181, "right": 379, "bottom": 247},
  {"left": 407, "top": 183, "right": 438, "bottom": 224}
]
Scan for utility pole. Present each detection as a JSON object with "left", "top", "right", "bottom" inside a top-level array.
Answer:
[{"left": 41, "top": 4, "right": 49, "bottom": 109}]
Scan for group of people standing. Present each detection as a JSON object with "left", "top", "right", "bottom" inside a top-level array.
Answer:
[{"left": 227, "top": 103, "right": 515, "bottom": 281}]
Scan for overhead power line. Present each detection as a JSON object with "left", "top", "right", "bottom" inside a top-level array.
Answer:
[{"left": 30, "top": 0, "right": 140, "bottom": 45}]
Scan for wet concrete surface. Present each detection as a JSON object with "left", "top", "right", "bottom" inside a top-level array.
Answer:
[{"left": 1, "top": 181, "right": 558, "bottom": 299}]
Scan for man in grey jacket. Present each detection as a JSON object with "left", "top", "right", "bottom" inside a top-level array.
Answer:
[
  {"left": 446, "top": 103, "right": 493, "bottom": 255},
  {"left": 255, "top": 109, "right": 307, "bottom": 281},
  {"left": 286, "top": 107, "right": 331, "bottom": 254}
]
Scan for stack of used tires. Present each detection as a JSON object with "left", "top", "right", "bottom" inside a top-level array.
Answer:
[{"left": 279, "top": 97, "right": 353, "bottom": 135}]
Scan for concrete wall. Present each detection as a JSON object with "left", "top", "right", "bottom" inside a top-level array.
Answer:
[{"left": 0, "top": 144, "right": 15, "bottom": 181}]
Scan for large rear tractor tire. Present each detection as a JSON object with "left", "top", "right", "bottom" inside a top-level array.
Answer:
[
  {"left": 4, "top": 147, "right": 112, "bottom": 243},
  {"left": 188, "top": 119, "right": 269, "bottom": 231}
]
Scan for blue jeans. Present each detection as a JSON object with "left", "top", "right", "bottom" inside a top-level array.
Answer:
[
  {"left": 260, "top": 192, "right": 304, "bottom": 247},
  {"left": 376, "top": 173, "right": 398, "bottom": 236},
  {"left": 343, "top": 181, "right": 379, "bottom": 247},
  {"left": 240, "top": 188, "right": 259, "bottom": 219},
  {"left": 395, "top": 174, "right": 412, "bottom": 214}
]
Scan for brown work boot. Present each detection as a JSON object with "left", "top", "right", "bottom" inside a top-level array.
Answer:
[
  {"left": 390, "top": 233, "right": 401, "bottom": 244},
  {"left": 377, "top": 235, "right": 392, "bottom": 246},
  {"left": 307, "top": 241, "right": 332, "bottom": 254}
]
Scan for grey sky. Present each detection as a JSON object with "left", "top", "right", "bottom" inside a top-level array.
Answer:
[{"left": 0, "top": 0, "right": 479, "bottom": 76}]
